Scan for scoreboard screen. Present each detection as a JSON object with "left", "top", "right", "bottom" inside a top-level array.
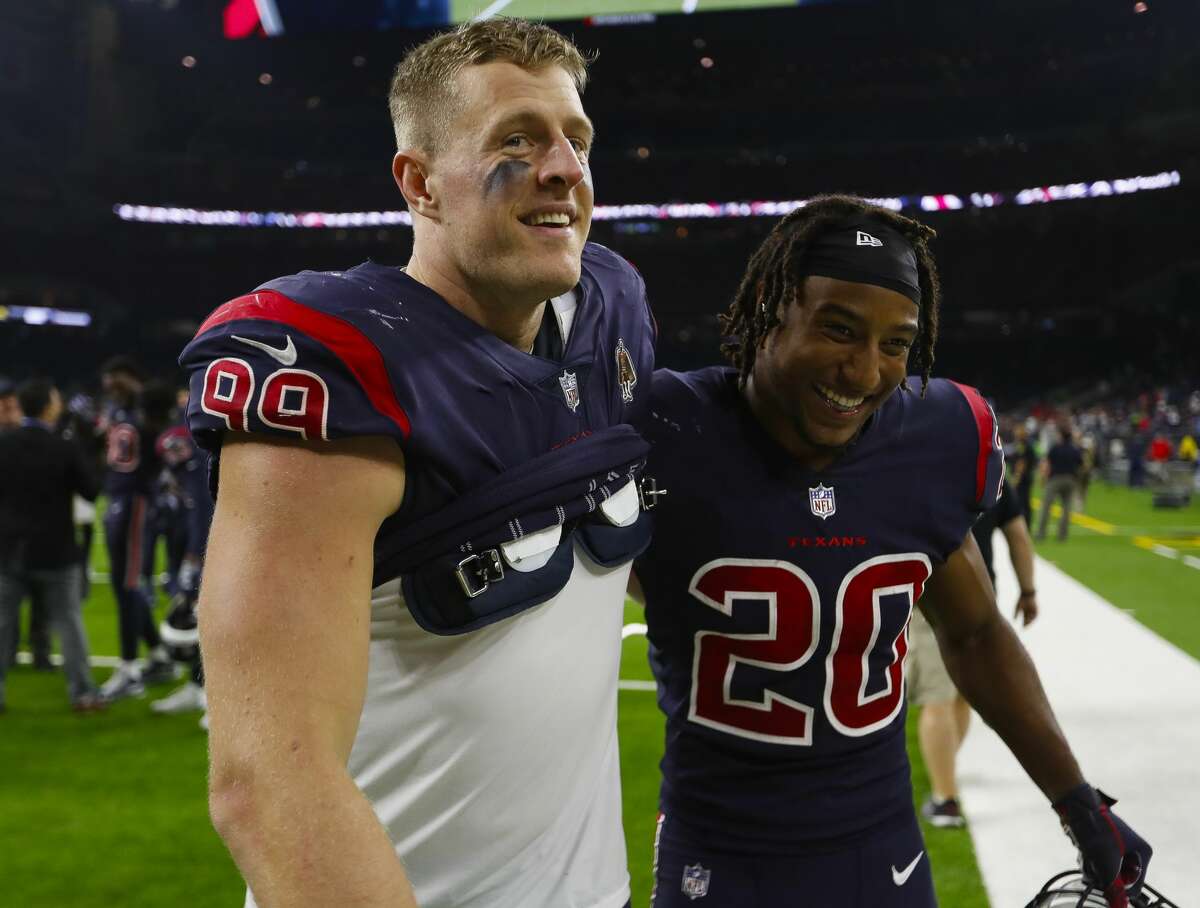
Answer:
[{"left": 223, "top": 0, "right": 811, "bottom": 37}]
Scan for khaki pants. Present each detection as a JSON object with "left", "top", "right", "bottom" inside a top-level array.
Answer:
[
  {"left": 1037, "top": 474, "right": 1078, "bottom": 541},
  {"left": 906, "top": 610, "right": 957, "bottom": 706}
]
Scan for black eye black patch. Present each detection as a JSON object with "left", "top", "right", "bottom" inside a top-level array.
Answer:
[{"left": 484, "top": 159, "right": 530, "bottom": 197}]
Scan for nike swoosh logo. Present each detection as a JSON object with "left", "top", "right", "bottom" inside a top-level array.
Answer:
[
  {"left": 231, "top": 334, "right": 297, "bottom": 366},
  {"left": 892, "top": 851, "right": 924, "bottom": 886}
]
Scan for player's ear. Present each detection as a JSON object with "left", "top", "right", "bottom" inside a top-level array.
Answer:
[{"left": 393, "top": 150, "right": 439, "bottom": 221}]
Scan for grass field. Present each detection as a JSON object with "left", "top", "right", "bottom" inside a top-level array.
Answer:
[
  {"left": 1, "top": 477, "right": 1195, "bottom": 907},
  {"left": 1030, "top": 480, "right": 1200, "bottom": 659},
  {"left": 451, "top": 0, "right": 790, "bottom": 23}
]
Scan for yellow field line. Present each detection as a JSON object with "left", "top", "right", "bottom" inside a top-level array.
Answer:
[
  {"left": 1027, "top": 496, "right": 1195, "bottom": 573},
  {"left": 1030, "top": 498, "right": 1116, "bottom": 535},
  {"left": 1072, "top": 512, "right": 1118, "bottom": 535},
  {"left": 1031, "top": 499, "right": 1200, "bottom": 571}
]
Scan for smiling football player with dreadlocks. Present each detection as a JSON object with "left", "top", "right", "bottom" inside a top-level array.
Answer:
[{"left": 630, "top": 195, "right": 1151, "bottom": 908}]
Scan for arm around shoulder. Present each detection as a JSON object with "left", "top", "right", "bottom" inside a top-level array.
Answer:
[{"left": 201, "top": 433, "right": 416, "bottom": 907}]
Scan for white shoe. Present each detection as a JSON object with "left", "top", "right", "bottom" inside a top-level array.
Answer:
[
  {"left": 99, "top": 667, "right": 145, "bottom": 701},
  {"left": 151, "top": 682, "right": 207, "bottom": 714},
  {"left": 199, "top": 712, "right": 209, "bottom": 732}
]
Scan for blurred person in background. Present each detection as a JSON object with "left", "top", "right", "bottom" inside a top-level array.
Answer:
[
  {"left": 907, "top": 478, "right": 1039, "bottom": 828},
  {"left": 0, "top": 379, "right": 104, "bottom": 714},
  {"left": 147, "top": 390, "right": 211, "bottom": 720},
  {"left": 61, "top": 391, "right": 101, "bottom": 602},
  {"left": 2, "top": 373, "right": 56, "bottom": 670},
  {"left": 1179, "top": 433, "right": 1197, "bottom": 465},
  {"left": 1127, "top": 431, "right": 1148, "bottom": 488},
  {"left": 1037, "top": 422, "right": 1084, "bottom": 541},
  {"left": 0, "top": 377, "right": 20, "bottom": 430},
  {"left": 1147, "top": 433, "right": 1172, "bottom": 482},
  {"left": 1077, "top": 433, "right": 1096, "bottom": 510},
  {"left": 96, "top": 360, "right": 177, "bottom": 700},
  {"left": 1009, "top": 421, "right": 1038, "bottom": 523}
]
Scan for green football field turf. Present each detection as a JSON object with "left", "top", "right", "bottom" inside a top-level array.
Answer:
[
  {"left": 1030, "top": 478, "right": 1200, "bottom": 659},
  {"left": 451, "top": 0, "right": 789, "bottom": 23},
  {"left": 1, "top": 476, "right": 1195, "bottom": 906}
]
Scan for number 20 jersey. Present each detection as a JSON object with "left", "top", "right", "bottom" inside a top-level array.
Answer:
[{"left": 634, "top": 366, "right": 1004, "bottom": 851}]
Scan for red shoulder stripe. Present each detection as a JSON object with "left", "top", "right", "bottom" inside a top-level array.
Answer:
[
  {"left": 949, "top": 381, "right": 994, "bottom": 506},
  {"left": 196, "top": 290, "right": 410, "bottom": 438}
]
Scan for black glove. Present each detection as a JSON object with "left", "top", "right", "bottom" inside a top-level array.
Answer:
[{"left": 1054, "top": 783, "right": 1151, "bottom": 908}]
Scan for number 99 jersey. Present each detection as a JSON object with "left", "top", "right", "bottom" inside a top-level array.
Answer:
[{"left": 633, "top": 366, "right": 1004, "bottom": 852}]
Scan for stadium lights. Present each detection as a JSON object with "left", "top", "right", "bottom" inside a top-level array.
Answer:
[
  {"left": 0, "top": 306, "right": 92, "bottom": 328},
  {"left": 112, "top": 169, "right": 1182, "bottom": 229}
]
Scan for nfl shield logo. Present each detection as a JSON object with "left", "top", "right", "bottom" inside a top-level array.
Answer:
[
  {"left": 681, "top": 864, "right": 711, "bottom": 900},
  {"left": 558, "top": 370, "right": 581, "bottom": 413},
  {"left": 809, "top": 483, "right": 836, "bottom": 520}
]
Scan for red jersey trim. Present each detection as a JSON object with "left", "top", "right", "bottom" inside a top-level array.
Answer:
[
  {"left": 949, "top": 381, "right": 994, "bottom": 506},
  {"left": 196, "top": 290, "right": 411, "bottom": 438}
]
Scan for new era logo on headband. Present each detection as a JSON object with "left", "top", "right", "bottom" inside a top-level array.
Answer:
[{"left": 856, "top": 231, "right": 883, "bottom": 247}]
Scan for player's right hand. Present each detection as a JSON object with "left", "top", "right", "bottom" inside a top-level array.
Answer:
[
  {"left": 1014, "top": 591, "right": 1038, "bottom": 626},
  {"left": 1053, "top": 783, "right": 1151, "bottom": 908}
]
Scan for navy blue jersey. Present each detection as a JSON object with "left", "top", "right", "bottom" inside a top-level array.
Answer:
[
  {"left": 179, "top": 244, "right": 655, "bottom": 597},
  {"left": 102, "top": 404, "right": 161, "bottom": 497},
  {"left": 156, "top": 424, "right": 214, "bottom": 558},
  {"left": 634, "top": 366, "right": 1004, "bottom": 851}
]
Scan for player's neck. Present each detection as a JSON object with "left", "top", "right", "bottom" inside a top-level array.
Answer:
[
  {"left": 405, "top": 255, "right": 544, "bottom": 351},
  {"left": 742, "top": 376, "right": 843, "bottom": 473}
]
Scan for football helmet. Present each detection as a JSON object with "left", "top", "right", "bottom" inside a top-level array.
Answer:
[{"left": 1026, "top": 869, "right": 1179, "bottom": 908}]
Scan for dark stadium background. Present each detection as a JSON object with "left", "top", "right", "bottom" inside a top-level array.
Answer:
[
  {"left": 3, "top": 0, "right": 1196, "bottom": 406},
  {"left": 1, "top": 2, "right": 1197, "bottom": 906}
]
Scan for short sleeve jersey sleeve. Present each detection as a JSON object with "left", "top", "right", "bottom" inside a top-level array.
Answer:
[
  {"left": 948, "top": 380, "right": 1006, "bottom": 517},
  {"left": 179, "top": 288, "right": 411, "bottom": 455}
]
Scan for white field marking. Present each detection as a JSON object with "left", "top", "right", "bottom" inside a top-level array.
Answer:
[
  {"left": 620, "top": 624, "right": 655, "bottom": 690},
  {"left": 1185, "top": 555, "right": 1200, "bottom": 571},
  {"left": 682, "top": 0, "right": 699, "bottom": 12},
  {"left": 18, "top": 658, "right": 659, "bottom": 687},
  {"left": 960, "top": 533, "right": 1200, "bottom": 905},
  {"left": 1152, "top": 544, "right": 1179, "bottom": 559},
  {"left": 16, "top": 652, "right": 123, "bottom": 669},
  {"left": 619, "top": 680, "right": 657, "bottom": 692},
  {"left": 88, "top": 571, "right": 172, "bottom": 583},
  {"left": 473, "top": 0, "right": 514, "bottom": 19}
]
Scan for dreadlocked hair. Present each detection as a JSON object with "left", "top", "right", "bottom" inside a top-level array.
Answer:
[{"left": 719, "top": 194, "right": 941, "bottom": 395}]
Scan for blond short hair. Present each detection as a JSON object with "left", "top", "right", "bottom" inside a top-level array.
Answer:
[{"left": 388, "top": 17, "right": 592, "bottom": 155}]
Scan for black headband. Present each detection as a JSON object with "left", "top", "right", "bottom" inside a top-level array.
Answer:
[{"left": 802, "top": 220, "right": 922, "bottom": 306}]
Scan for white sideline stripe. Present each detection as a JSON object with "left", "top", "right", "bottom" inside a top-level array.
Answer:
[
  {"left": 88, "top": 571, "right": 172, "bottom": 583},
  {"left": 1184, "top": 555, "right": 1200, "bottom": 571},
  {"left": 19, "top": 651, "right": 660, "bottom": 686},
  {"left": 619, "top": 680, "right": 657, "bottom": 692},
  {"left": 960, "top": 534, "right": 1200, "bottom": 905},
  {"left": 16, "top": 652, "right": 123, "bottom": 669},
  {"left": 473, "top": 0, "right": 513, "bottom": 20},
  {"left": 1151, "top": 544, "right": 1179, "bottom": 559}
]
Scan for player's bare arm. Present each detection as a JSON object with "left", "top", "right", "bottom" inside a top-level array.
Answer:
[
  {"left": 202, "top": 433, "right": 414, "bottom": 908},
  {"left": 917, "top": 530, "right": 1080, "bottom": 800},
  {"left": 1000, "top": 513, "right": 1039, "bottom": 625}
]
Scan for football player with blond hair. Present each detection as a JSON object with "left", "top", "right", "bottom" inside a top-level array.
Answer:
[{"left": 183, "top": 18, "right": 654, "bottom": 908}]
